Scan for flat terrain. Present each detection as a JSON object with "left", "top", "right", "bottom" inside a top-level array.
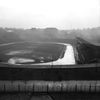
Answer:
[{"left": 0, "top": 42, "right": 65, "bottom": 64}]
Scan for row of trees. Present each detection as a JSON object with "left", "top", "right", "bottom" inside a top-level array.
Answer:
[{"left": 0, "top": 27, "right": 100, "bottom": 44}]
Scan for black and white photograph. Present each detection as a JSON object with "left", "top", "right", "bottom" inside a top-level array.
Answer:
[{"left": 0, "top": 0, "right": 100, "bottom": 99}]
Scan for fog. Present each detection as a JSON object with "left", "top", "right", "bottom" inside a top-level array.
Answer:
[
  {"left": 0, "top": 27, "right": 100, "bottom": 46},
  {"left": 0, "top": 0, "right": 99, "bottom": 45},
  {"left": 0, "top": 0, "right": 99, "bottom": 29}
]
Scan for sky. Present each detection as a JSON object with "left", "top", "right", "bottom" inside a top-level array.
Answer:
[{"left": 0, "top": 0, "right": 100, "bottom": 29}]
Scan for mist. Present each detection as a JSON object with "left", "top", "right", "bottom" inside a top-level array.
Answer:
[{"left": 0, "top": 27, "right": 100, "bottom": 46}]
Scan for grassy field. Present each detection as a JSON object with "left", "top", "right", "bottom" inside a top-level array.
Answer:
[{"left": 0, "top": 42, "right": 65, "bottom": 64}]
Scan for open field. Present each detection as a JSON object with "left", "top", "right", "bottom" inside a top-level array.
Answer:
[{"left": 0, "top": 42, "right": 65, "bottom": 64}]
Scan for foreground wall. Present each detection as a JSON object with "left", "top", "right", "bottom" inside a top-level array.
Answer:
[{"left": 0, "top": 63, "right": 100, "bottom": 92}]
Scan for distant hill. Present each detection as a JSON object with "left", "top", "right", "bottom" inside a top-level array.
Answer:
[
  {"left": 0, "top": 28, "right": 23, "bottom": 44},
  {"left": 0, "top": 27, "right": 100, "bottom": 45}
]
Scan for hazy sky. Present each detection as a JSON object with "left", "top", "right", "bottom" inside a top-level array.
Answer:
[{"left": 0, "top": 0, "right": 100, "bottom": 29}]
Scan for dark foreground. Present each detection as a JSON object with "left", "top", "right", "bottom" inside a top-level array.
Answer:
[{"left": 0, "top": 92, "right": 100, "bottom": 100}]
